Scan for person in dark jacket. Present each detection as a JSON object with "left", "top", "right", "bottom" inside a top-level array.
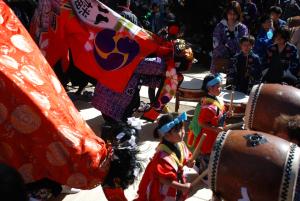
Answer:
[
  {"left": 263, "top": 28, "right": 300, "bottom": 85},
  {"left": 253, "top": 15, "right": 274, "bottom": 60},
  {"left": 116, "top": 0, "right": 138, "bottom": 25},
  {"left": 270, "top": 6, "right": 287, "bottom": 31},
  {"left": 227, "top": 36, "right": 262, "bottom": 94}
]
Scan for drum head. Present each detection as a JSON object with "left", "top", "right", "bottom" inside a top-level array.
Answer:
[
  {"left": 220, "top": 90, "right": 249, "bottom": 104},
  {"left": 180, "top": 73, "right": 227, "bottom": 90},
  {"left": 180, "top": 77, "right": 203, "bottom": 90}
]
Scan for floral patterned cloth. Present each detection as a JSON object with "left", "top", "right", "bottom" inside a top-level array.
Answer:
[{"left": 211, "top": 19, "right": 248, "bottom": 73}]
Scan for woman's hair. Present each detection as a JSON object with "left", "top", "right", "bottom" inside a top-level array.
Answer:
[
  {"left": 273, "top": 27, "right": 291, "bottom": 42},
  {"left": 153, "top": 114, "right": 184, "bottom": 139},
  {"left": 224, "top": 1, "right": 242, "bottom": 22},
  {"left": 274, "top": 114, "right": 300, "bottom": 145},
  {"left": 201, "top": 74, "right": 218, "bottom": 93}
]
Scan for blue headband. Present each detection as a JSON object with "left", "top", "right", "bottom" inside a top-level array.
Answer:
[
  {"left": 207, "top": 74, "right": 222, "bottom": 88},
  {"left": 158, "top": 112, "right": 187, "bottom": 135}
]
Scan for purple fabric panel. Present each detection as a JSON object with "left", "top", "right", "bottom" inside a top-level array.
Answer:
[
  {"left": 92, "top": 57, "right": 165, "bottom": 120},
  {"left": 92, "top": 74, "right": 140, "bottom": 121}
]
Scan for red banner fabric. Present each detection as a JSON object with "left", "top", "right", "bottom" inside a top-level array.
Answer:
[{"left": 30, "top": 0, "right": 171, "bottom": 92}]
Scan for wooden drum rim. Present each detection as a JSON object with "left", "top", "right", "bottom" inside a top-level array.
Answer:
[
  {"left": 245, "top": 84, "right": 263, "bottom": 130},
  {"left": 178, "top": 87, "right": 202, "bottom": 92},
  {"left": 208, "top": 130, "right": 300, "bottom": 201},
  {"left": 208, "top": 130, "right": 231, "bottom": 192},
  {"left": 279, "top": 143, "right": 300, "bottom": 201}
]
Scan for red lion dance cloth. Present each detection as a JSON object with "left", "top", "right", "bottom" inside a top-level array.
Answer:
[{"left": 0, "top": 0, "right": 109, "bottom": 189}]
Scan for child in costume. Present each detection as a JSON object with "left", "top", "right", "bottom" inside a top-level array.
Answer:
[
  {"left": 227, "top": 36, "right": 262, "bottom": 94},
  {"left": 187, "top": 74, "right": 227, "bottom": 171},
  {"left": 134, "top": 112, "right": 194, "bottom": 201}
]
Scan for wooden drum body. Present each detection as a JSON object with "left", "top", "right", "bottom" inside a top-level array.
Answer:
[
  {"left": 208, "top": 130, "right": 300, "bottom": 201},
  {"left": 245, "top": 84, "right": 300, "bottom": 133},
  {"left": 175, "top": 77, "right": 206, "bottom": 112}
]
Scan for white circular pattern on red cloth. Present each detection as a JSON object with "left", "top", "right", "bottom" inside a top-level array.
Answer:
[
  {"left": 84, "top": 138, "right": 101, "bottom": 152},
  {"left": 0, "top": 43, "right": 15, "bottom": 55},
  {"left": 50, "top": 75, "right": 62, "bottom": 94},
  {"left": 68, "top": 106, "right": 83, "bottom": 125},
  {"left": 18, "top": 163, "right": 34, "bottom": 183},
  {"left": 11, "top": 74, "right": 25, "bottom": 85},
  {"left": 20, "top": 65, "right": 44, "bottom": 85},
  {"left": 10, "top": 34, "right": 33, "bottom": 53},
  {"left": 10, "top": 105, "right": 41, "bottom": 134},
  {"left": 0, "top": 14, "right": 4, "bottom": 24},
  {"left": 0, "top": 55, "right": 18, "bottom": 69},
  {"left": 58, "top": 125, "right": 82, "bottom": 148},
  {"left": 30, "top": 91, "right": 51, "bottom": 110},
  {"left": 5, "top": 15, "right": 19, "bottom": 32},
  {"left": 0, "top": 1, "right": 108, "bottom": 188},
  {"left": 0, "top": 102, "right": 8, "bottom": 123},
  {"left": 67, "top": 173, "right": 88, "bottom": 188},
  {"left": 46, "top": 142, "right": 69, "bottom": 166}
]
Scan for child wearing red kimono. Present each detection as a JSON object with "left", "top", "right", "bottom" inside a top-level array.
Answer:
[
  {"left": 134, "top": 113, "right": 194, "bottom": 201},
  {"left": 187, "top": 74, "right": 227, "bottom": 172}
]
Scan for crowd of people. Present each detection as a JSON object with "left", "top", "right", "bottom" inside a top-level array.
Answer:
[{"left": 211, "top": 1, "right": 300, "bottom": 94}]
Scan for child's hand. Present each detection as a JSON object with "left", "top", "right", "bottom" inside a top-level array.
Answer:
[
  {"left": 186, "top": 159, "right": 195, "bottom": 168},
  {"left": 182, "top": 182, "right": 192, "bottom": 193},
  {"left": 214, "top": 127, "right": 224, "bottom": 133},
  {"left": 226, "top": 111, "right": 233, "bottom": 118}
]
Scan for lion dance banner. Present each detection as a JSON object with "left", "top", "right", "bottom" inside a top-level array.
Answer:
[
  {"left": 30, "top": 0, "right": 172, "bottom": 93},
  {"left": 0, "top": 1, "right": 110, "bottom": 189}
]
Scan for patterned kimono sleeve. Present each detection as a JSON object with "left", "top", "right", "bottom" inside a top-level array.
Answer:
[
  {"left": 238, "top": 24, "right": 249, "bottom": 38},
  {"left": 212, "top": 23, "right": 226, "bottom": 53},
  {"left": 227, "top": 56, "right": 238, "bottom": 86},
  {"left": 135, "top": 57, "right": 166, "bottom": 76},
  {"left": 288, "top": 46, "right": 300, "bottom": 76}
]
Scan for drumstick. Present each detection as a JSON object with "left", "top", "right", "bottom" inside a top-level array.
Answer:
[
  {"left": 192, "top": 168, "right": 209, "bottom": 187},
  {"left": 224, "top": 121, "right": 244, "bottom": 131},
  {"left": 190, "top": 133, "right": 207, "bottom": 162},
  {"left": 228, "top": 89, "right": 234, "bottom": 115}
]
